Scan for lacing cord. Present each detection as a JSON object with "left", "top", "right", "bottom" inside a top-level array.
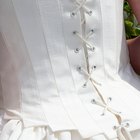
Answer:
[
  {"left": 71, "top": 0, "right": 92, "bottom": 16},
  {"left": 91, "top": 97, "right": 120, "bottom": 116},
  {"left": 77, "top": 65, "right": 101, "bottom": 87},
  {"left": 91, "top": 98, "right": 133, "bottom": 140},
  {"left": 91, "top": 97, "right": 133, "bottom": 140},
  {"left": 73, "top": 29, "right": 101, "bottom": 87},
  {"left": 72, "top": 0, "right": 134, "bottom": 140},
  {"left": 114, "top": 123, "right": 133, "bottom": 140},
  {"left": 73, "top": 30, "right": 95, "bottom": 51}
]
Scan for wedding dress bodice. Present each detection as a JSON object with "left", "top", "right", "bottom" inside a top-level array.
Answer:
[{"left": 0, "top": 0, "right": 140, "bottom": 140}]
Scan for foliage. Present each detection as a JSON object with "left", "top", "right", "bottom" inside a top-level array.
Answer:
[{"left": 123, "top": 1, "right": 140, "bottom": 39}]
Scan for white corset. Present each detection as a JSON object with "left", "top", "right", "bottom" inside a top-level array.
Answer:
[{"left": 0, "top": 0, "right": 140, "bottom": 140}]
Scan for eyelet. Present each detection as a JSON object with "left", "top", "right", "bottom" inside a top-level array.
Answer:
[
  {"left": 73, "top": 30, "right": 77, "bottom": 35},
  {"left": 77, "top": 66, "right": 82, "bottom": 71},
  {"left": 108, "top": 97, "right": 112, "bottom": 101},
  {"left": 82, "top": 83, "right": 87, "bottom": 88},
  {"left": 125, "top": 123, "right": 130, "bottom": 128},
  {"left": 93, "top": 65, "right": 96, "bottom": 69},
  {"left": 90, "top": 29, "right": 94, "bottom": 33},
  {"left": 89, "top": 47, "right": 95, "bottom": 52},
  {"left": 101, "top": 113, "right": 105, "bottom": 116},
  {"left": 87, "top": 10, "right": 93, "bottom": 16},
  {"left": 71, "top": 12, "right": 76, "bottom": 17},
  {"left": 91, "top": 99, "right": 96, "bottom": 104},
  {"left": 113, "top": 126, "right": 117, "bottom": 130},
  {"left": 74, "top": 48, "right": 80, "bottom": 53},
  {"left": 113, "top": 122, "right": 130, "bottom": 130}
]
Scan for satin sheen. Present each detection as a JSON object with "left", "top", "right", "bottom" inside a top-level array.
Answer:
[{"left": 0, "top": 0, "right": 140, "bottom": 140}]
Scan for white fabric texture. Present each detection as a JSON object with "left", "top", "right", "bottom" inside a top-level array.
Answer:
[{"left": 0, "top": 0, "right": 140, "bottom": 140}]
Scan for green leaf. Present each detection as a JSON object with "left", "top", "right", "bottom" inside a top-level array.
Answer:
[{"left": 124, "top": 1, "right": 140, "bottom": 39}]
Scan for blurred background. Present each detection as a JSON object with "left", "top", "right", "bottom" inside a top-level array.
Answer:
[{"left": 124, "top": 0, "right": 140, "bottom": 39}]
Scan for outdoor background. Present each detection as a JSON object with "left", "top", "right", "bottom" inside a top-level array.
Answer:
[{"left": 124, "top": 1, "right": 140, "bottom": 39}]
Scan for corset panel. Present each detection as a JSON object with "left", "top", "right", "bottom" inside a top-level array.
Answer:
[{"left": 0, "top": 0, "right": 140, "bottom": 139}]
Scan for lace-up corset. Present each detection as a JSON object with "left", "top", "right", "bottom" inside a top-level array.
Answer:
[{"left": 0, "top": 0, "right": 140, "bottom": 140}]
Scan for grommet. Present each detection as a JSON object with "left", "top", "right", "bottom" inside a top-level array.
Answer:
[
  {"left": 113, "top": 122, "right": 130, "bottom": 130},
  {"left": 82, "top": 83, "right": 87, "bottom": 88},
  {"left": 71, "top": 12, "right": 76, "bottom": 17},
  {"left": 74, "top": 48, "right": 80, "bottom": 53},
  {"left": 91, "top": 65, "right": 96, "bottom": 70},
  {"left": 101, "top": 113, "right": 105, "bottom": 116},
  {"left": 77, "top": 66, "right": 82, "bottom": 71},
  {"left": 87, "top": 10, "right": 93, "bottom": 16},
  {"left": 89, "top": 10, "right": 93, "bottom": 15},
  {"left": 90, "top": 29, "right": 94, "bottom": 33},
  {"left": 73, "top": 31, "right": 77, "bottom": 34},
  {"left": 93, "top": 65, "right": 96, "bottom": 69},
  {"left": 91, "top": 99, "right": 96, "bottom": 104},
  {"left": 108, "top": 97, "right": 112, "bottom": 101},
  {"left": 89, "top": 47, "right": 95, "bottom": 52},
  {"left": 113, "top": 125, "right": 117, "bottom": 130},
  {"left": 125, "top": 123, "right": 130, "bottom": 128}
]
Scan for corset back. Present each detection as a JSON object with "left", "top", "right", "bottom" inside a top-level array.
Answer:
[{"left": 0, "top": 0, "right": 140, "bottom": 139}]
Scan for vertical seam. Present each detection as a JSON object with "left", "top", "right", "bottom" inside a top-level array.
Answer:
[
  {"left": 11, "top": 0, "right": 47, "bottom": 123},
  {"left": 58, "top": 0, "right": 77, "bottom": 91},
  {"left": 36, "top": 0, "right": 78, "bottom": 130},
  {"left": 99, "top": 0, "right": 107, "bottom": 81}
]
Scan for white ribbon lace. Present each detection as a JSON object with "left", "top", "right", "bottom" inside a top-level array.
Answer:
[
  {"left": 73, "top": 30, "right": 95, "bottom": 51},
  {"left": 72, "top": 0, "right": 134, "bottom": 140},
  {"left": 71, "top": 0, "right": 92, "bottom": 16},
  {"left": 91, "top": 98, "right": 133, "bottom": 140},
  {"left": 78, "top": 65, "right": 101, "bottom": 87},
  {"left": 114, "top": 122, "right": 133, "bottom": 140},
  {"left": 91, "top": 98, "right": 121, "bottom": 116}
]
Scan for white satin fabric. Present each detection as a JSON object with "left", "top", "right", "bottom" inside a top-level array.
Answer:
[
  {"left": 0, "top": 119, "right": 140, "bottom": 140},
  {"left": 0, "top": 0, "right": 140, "bottom": 140}
]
